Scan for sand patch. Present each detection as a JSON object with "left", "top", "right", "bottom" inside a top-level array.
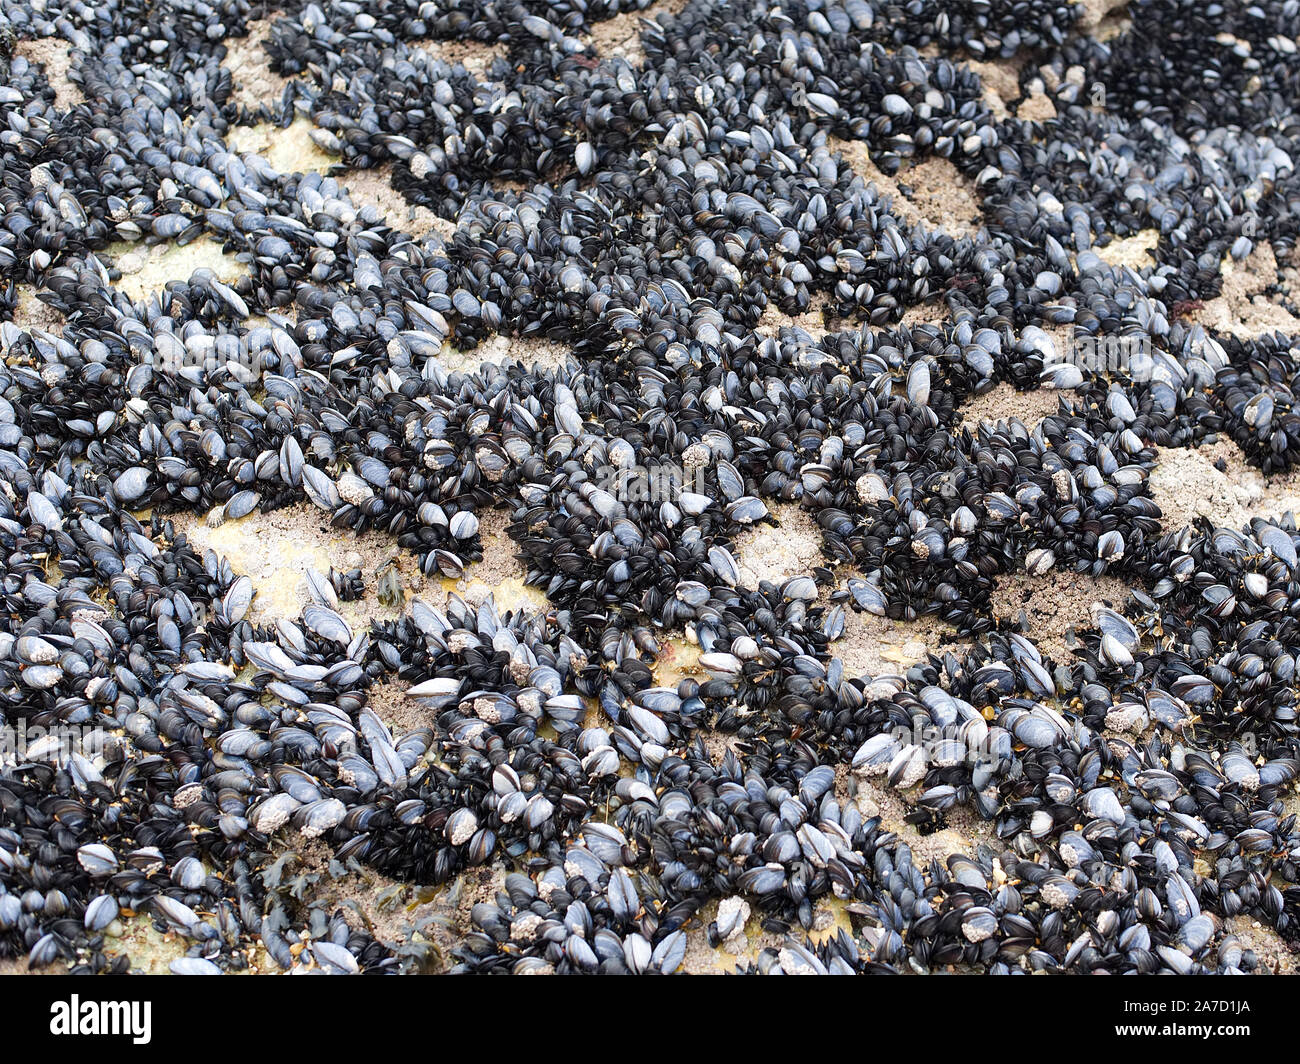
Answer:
[
  {"left": 830, "top": 137, "right": 981, "bottom": 237},
  {"left": 1284, "top": 791, "right": 1300, "bottom": 828},
  {"left": 101, "top": 914, "right": 194, "bottom": 974},
  {"left": 585, "top": 0, "right": 686, "bottom": 66},
  {"left": 10, "top": 285, "right": 64, "bottom": 335},
  {"left": 1017, "top": 80, "right": 1057, "bottom": 122},
  {"left": 895, "top": 157, "right": 982, "bottom": 238},
  {"left": 227, "top": 12, "right": 293, "bottom": 113},
  {"left": 343, "top": 164, "right": 456, "bottom": 241},
  {"left": 439, "top": 333, "right": 571, "bottom": 375},
  {"left": 1095, "top": 228, "right": 1158, "bottom": 271},
  {"left": 956, "top": 381, "right": 1060, "bottom": 428},
  {"left": 171, "top": 502, "right": 416, "bottom": 627},
  {"left": 733, "top": 504, "right": 824, "bottom": 586},
  {"left": 450, "top": 508, "right": 550, "bottom": 615},
  {"left": 1279, "top": 245, "right": 1300, "bottom": 302},
  {"left": 835, "top": 608, "right": 965, "bottom": 678},
  {"left": 681, "top": 897, "right": 783, "bottom": 973},
  {"left": 965, "top": 59, "right": 1022, "bottom": 121},
  {"left": 698, "top": 728, "right": 741, "bottom": 764},
  {"left": 231, "top": 839, "right": 497, "bottom": 973},
  {"left": 109, "top": 239, "right": 250, "bottom": 304},
  {"left": 900, "top": 300, "right": 949, "bottom": 329},
  {"left": 282, "top": 839, "right": 430, "bottom": 962},
  {"left": 16, "top": 37, "right": 82, "bottom": 110},
  {"left": 361, "top": 519, "right": 541, "bottom": 723},
  {"left": 755, "top": 301, "right": 836, "bottom": 341},
  {"left": 1191, "top": 243, "right": 1300, "bottom": 339},
  {"left": 830, "top": 138, "right": 924, "bottom": 230},
  {"left": 413, "top": 38, "right": 507, "bottom": 81},
  {"left": 1095, "top": 10, "right": 1133, "bottom": 40},
  {"left": 1223, "top": 916, "right": 1298, "bottom": 974},
  {"left": 326, "top": 863, "right": 510, "bottom": 972},
  {"left": 490, "top": 177, "right": 533, "bottom": 199},
  {"left": 839, "top": 768, "right": 996, "bottom": 867},
  {"left": 989, "top": 569, "right": 1131, "bottom": 663},
  {"left": 654, "top": 634, "right": 701, "bottom": 687},
  {"left": 1078, "top": 0, "right": 1130, "bottom": 30},
  {"left": 681, "top": 894, "right": 853, "bottom": 974},
  {"left": 1148, "top": 439, "right": 1300, "bottom": 533},
  {"left": 294, "top": 845, "right": 413, "bottom": 942},
  {"left": 369, "top": 676, "right": 439, "bottom": 738},
  {"left": 229, "top": 117, "right": 336, "bottom": 175},
  {"left": 1039, "top": 323, "right": 1080, "bottom": 371}
]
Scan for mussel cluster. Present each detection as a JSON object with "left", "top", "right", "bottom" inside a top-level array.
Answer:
[{"left": 1, "top": 0, "right": 1300, "bottom": 974}]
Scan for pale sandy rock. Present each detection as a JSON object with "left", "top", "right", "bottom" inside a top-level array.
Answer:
[
  {"left": 755, "top": 301, "right": 837, "bottom": 340},
  {"left": 450, "top": 508, "right": 549, "bottom": 615},
  {"left": 897, "top": 156, "right": 983, "bottom": 237},
  {"left": 1095, "top": 10, "right": 1133, "bottom": 40},
  {"left": 1017, "top": 82, "right": 1057, "bottom": 122},
  {"left": 829, "top": 137, "right": 981, "bottom": 237},
  {"left": 835, "top": 607, "right": 966, "bottom": 678},
  {"left": 1079, "top": 0, "right": 1130, "bottom": 31},
  {"left": 278, "top": 840, "right": 503, "bottom": 972},
  {"left": 227, "top": 13, "right": 293, "bottom": 113},
  {"left": 1148, "top": 439, "right": 1300, "bottom": 533},
  {"left": 171, "top": 502, "right": 413, "bottom": 627},
  {"left": 1279, "top": 245, "right": 1300, "bottom": 303},
  {"left": 412, "top": 38, "right": 508, "bottom": 81},
  {"left": 1224, "top": 916, "right": 1298, "bottom": 974},
  {"left": 1040, "top": 323, "right": 1079, "bottom": 365},
  {"left": 439, "top": 333, "right": 572, "bottom": 374},
  {"left": 956, "top": 382, "right": 1060, "bottom": 429},
  {"left": 368, "top": 676, "right": 437, "bottom": 739},
  {"left": 681, "top": 895, "right": 853, "bottom": 974},
  {"left": 108, "top": 238, "right": 250, "bottom": 304},
  {"left": 733, "top": 503, "right": 824, "bottom": 587},
  {"left": 491, "top": 177, "right": 533, "bottom": 198},
  {"left": 343, "top": 163, "right": 456, "bottom": 240},
  {"left": 17, "top": 37, "right": 83, "bottom": 110},
  {"left": 584, "top": 0, "right": 686, "bottom": 66},
  {"left": 101, "top": 914, "right": 194, "bottom": 974},
  {"left": 1191, "top": 243, "right": 1300, "bottom": 339},
  {"left": 228, "top": 117, "right": 336, "bottom": 175},
  {"left": 654, "top": 634, "right": 702, "bottom": 687},
  {"left": 839, "top": 767, "right": 996, "bottom": 866},
  {"left": 965, "top": 58, "right": 1022, "bottom": 121},
  {"left": 9, "top": 285, "right": 64, "bottom": 337},
  {"left": 698, "top": 728, "right": 741, "bottom": 764},
  {"left": 989, "top": 569, "right": 1131, "bottom": 664},
  {"left": 899, "top": 300, "right": 949, "bottom": 329},
  {"left": 1095, "top": 228, "right": 1158, "bottom": 270},
  {"left": 681, "top": 898, "right": 783, "bottom": 973}
]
